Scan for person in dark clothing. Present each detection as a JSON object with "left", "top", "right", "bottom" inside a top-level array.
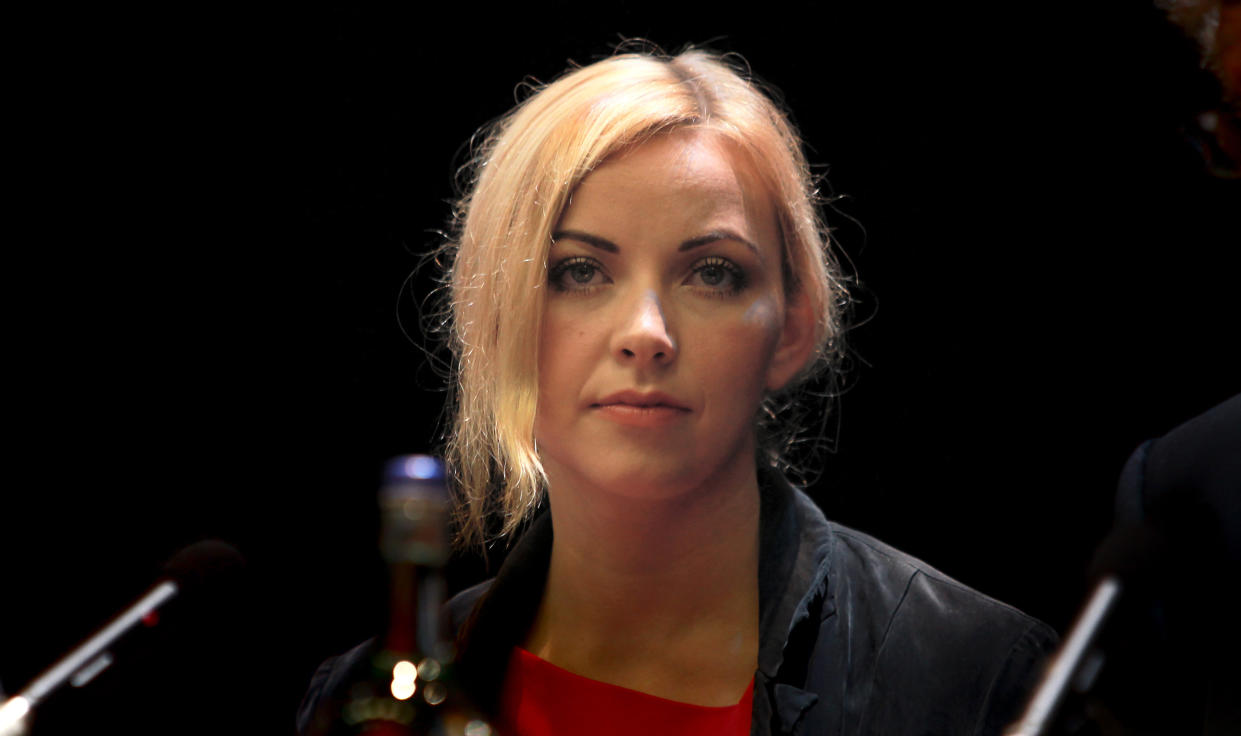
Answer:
[
  {"left": 1064, "top": 394, "right": 1241, "bottom": 733},
  {"left": 299, "top": 47, "right": 1058, "bottom": 735}
]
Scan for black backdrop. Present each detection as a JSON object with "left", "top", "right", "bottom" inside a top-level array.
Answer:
[{"left": 5, "top": 3, "right": 1238, "bottom": 733}]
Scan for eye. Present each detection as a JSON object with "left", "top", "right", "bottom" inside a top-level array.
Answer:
[
  {"left": 687, "top": 256, "right": 747, "bottom": 294},
  {"left": 549, "top": 256, "right": 608, "bottom": 292}
]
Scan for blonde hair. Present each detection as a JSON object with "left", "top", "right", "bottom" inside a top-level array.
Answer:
[{"left": 440, "top": 47, "right": 848, "bottom": 551}]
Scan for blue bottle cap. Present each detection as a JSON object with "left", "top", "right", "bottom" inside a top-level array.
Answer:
[{"left": 383, "top": 455, "right": 445, "bottom": 483}]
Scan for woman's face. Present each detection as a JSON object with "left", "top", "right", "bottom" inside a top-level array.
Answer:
[{"left": 534, "top": 130, "right": 811, "bottom": 498}]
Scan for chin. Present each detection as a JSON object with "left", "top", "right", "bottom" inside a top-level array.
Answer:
[{"left": 543, "top": 443, "right": 754, "bottom": 505}]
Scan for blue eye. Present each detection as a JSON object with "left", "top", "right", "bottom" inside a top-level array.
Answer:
[
  {"left": 549, "top": 256, "right": 607, "bottom": 291},
  {"left": 688, "top": 257, "right": 746, "bottom": 294}
]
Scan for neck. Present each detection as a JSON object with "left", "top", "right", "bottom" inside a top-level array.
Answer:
[{"left": 523, "top": 456, "right": 761, "bottom": 705}]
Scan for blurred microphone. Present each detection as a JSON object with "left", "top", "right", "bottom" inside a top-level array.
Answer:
[
  {"left": 1005, "top": 524, "right": 1167, "bottom": 736},
  {"left": 0, "top": 540, "right": 245, "bottom": 736}
]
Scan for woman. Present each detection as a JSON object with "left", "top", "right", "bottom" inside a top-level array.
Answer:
[{"left": 300, "top": 48, "right": 1057, "bottom": 735}]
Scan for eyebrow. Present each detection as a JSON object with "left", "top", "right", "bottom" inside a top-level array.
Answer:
[{"left": 551, "top": 229, "right": 760, "bottom": 256}]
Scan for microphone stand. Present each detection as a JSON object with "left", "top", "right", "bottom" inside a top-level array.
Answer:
[
  {"left": 0, "top": 580, "right": 178, "bottom": 736},
  {"left": 1005, "top": 577, "right": 1122, "bottom": 735}
]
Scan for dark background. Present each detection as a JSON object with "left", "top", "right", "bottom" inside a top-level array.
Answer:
[{"left": 4, "top": 3, "right": 1237, "bottom": 733}]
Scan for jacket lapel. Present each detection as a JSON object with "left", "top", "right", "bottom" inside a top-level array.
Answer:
[{"left": 754, "top": 471, "right": 841, "bottom": 735}]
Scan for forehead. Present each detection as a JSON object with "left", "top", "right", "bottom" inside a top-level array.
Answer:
[
  {"left": 605, "top": 130, "right": 752, "bottom": 191},
  {"left": 561, "top": 129, "right": 777, "bottom": 243}
]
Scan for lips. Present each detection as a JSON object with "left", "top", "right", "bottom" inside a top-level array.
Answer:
[
  {"left": 590, "top": 390, "right": 690, "bottom": 428},
  {"left": 591, "top": 390, "right": 690, "bottom": 411}
]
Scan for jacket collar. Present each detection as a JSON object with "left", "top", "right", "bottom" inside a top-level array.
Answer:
[
  {"left": 756, "top": 469, "right": 836, "bottom": 678},
  {"left": 455, "top": 508, "right": 553, "bottom": 714},
  {"left": 753, "top": 470, "right": 836, "bottom": 734}
]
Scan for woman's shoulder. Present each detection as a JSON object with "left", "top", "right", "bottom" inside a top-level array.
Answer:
[
  {"left": 295, "top": 638, "right": 375, "bottom": 735},
  {"left": 780, "top": 480, "right": 1053, "bottom": 641},
  {"left": 825, "top": 519, "right": 1051, "bottom": 635},
  {"left": 845, "top": 524, "right": 1048, "bottom": 632},
  {"left": 801, "top": 513, "right": 1058, "bottom": 734}
]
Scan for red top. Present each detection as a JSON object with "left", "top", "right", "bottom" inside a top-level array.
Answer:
[{"left": 497, "top": 647, "right": 754, "bottom": 736}]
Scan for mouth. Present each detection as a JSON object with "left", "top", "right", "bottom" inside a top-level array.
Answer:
[
  {"left": 591, "top": 390, "right": 690, "bottom": 411},
  {"left": 590, "top": 391, "right": 691, "bottom": 428}
]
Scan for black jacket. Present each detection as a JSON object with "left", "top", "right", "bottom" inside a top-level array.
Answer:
[{"left": 298, "top": 472, "right": 1057, "bottom": 735}]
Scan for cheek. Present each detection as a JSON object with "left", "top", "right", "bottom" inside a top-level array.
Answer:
[
  {"left": 741, "top": 297, "right": 780, "bottom": 333},
  {"left": 537, "top": 312, "right": 597, "bottom": 397},
  {"left": 699, "top": 297, "right": 783, "bottom": 390},
  {"left": 738, "top": 296, "right": 783, "bottom": 362}
]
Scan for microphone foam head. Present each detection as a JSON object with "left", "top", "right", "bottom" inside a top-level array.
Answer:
[
  {"left": 162, "top": 539, "right": 246, "bottom": 595},
  {"left": 1087, "top": 522, "right": 1168, "bottom": 587}
]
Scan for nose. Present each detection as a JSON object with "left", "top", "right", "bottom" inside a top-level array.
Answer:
[{"left": 613, "top": 289, "right": 677, "bottom": 366}]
